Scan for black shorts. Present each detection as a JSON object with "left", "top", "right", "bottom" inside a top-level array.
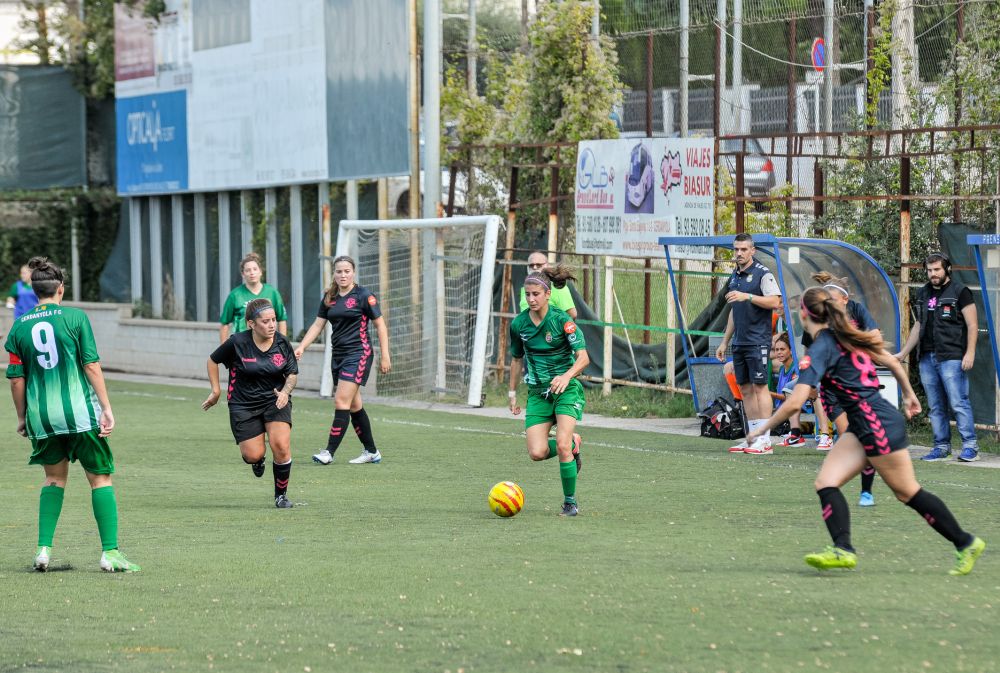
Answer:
[
  {"left": 229, "top": 402, "right": 293, "bottom": 444},
  {"left": 331, "top": 350, "right": 373, "bottom": 387},
  {"left": 819, "top": 386, "right": 845, "bottom": 423},
  {"left": 732, "top": 344, "right": 770, "bottom": 386},
  {"left": 845, "top": 399, "right": 909, "bottom": 458}
]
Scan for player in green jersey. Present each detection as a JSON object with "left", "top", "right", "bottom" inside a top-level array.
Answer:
[
  {"left": 5, "top": 257, "right": 140, "bottom": 572},
  {"left": 508, "top": 264, "right": 589, "bottom": 516},
  {"left": 219, "top": 252, "right": 288, "bottom": 342}
]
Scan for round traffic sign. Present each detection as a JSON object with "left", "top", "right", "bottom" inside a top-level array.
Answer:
[{"left": 811, "top": 38, "right": 826, "bottom": 72}]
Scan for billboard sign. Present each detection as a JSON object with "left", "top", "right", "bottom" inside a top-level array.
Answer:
[
  {"left": 115, "top": 90, "right": 189, "bottom": 194},
  {"left": 575, "top": 138, "right": 715, "bottom": 259},
  {"left": 112, "top": 0, "right": 409, "bottom": 195},
  {"left": 113, "top": 3, "right": 155, "bottom": 81}
]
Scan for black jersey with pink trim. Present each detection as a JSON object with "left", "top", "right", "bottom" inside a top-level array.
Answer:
[
  {"left": 210, "top": 331, "right": 298, "bottom": 413},
  {"left": 316, "top": 285, "right": 382, "bottom": 356},
  {"left": 798, "top": 329, "right": 906, "bottom": 453}
]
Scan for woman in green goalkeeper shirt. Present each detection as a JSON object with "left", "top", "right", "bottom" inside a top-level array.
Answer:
[
  {"left": 508, "top": 265, "right": 589, "bottom": 516},
  {"left": 5, "top": 257, "right": 140, "bottom": 572},
  {"left": 219, "top": 252, "right": 288, "bottom": 343}
]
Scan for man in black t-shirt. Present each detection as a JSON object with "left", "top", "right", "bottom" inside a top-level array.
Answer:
[{"left": 895, "top": 253, "right": 979, "bottom": 462}]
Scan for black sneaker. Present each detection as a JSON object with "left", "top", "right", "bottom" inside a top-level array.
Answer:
[
  {"left": 274, "top": 494, "right": 293, "bottom": 509},
  {"left": 559, "top": 501, "right": 579, "bottom": 517},
  {"left": 572, "top": 433, "right": 583, "bottom": 474},
  {"left": 251, "top": 459, "right": 266, "bottom": 478}
]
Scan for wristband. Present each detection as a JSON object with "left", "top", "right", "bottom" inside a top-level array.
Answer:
[{"left": 508, "top": 390, "right": 517, "bottom": 399}]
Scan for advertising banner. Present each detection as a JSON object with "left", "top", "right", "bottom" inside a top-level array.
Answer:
[
  {"left": 575, "top": 138, "right": 715, "bottom": 259},
  {"left": 115, "top": 90, "right": 189, "bottom": 194},
  {"left": 113, "top": 3, "right": 155, "bottom": 82}
]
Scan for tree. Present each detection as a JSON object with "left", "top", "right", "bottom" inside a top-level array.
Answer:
[
  {"left": 11, "top": 0, "right": 164, "bottom": 99},
  {"left": 443, "top": 1, "right": 622, "bottom": 244}
]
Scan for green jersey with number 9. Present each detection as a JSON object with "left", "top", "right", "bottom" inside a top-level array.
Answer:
[{"left": 5, "top": 304, "right": 103, "bottom": 439}]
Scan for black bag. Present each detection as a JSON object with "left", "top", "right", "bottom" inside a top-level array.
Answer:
[{"left": 698, "top": 397, "right": 745, "bottom": 440}]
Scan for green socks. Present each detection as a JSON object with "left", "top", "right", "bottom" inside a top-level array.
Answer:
[
  {"left": 38, "top": 484, "right": 65, "bottom": 547},
  {"left": 91, "top": 486, "right": 119, "bottom": 551},
  {"left": 546, "top": 436, "right": 578, "bottom": 460},
  {"left": 559, "top": 460, "right": 577, "bottom": 505}
]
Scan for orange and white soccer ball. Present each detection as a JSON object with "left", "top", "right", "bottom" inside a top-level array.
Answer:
[{"left": 488, "top": 481, "right": 525, "bottom": 517}]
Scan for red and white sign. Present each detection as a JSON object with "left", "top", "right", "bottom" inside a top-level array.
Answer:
[
  {"left": 575, "top": 137, "right": 715, "bottom": 259},
  {"left": 114, "top": 3, "right": 155, "bottom": 81}
]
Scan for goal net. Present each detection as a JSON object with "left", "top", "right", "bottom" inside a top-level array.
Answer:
[{"left": 322, "top": 215, "right": 501, "bottom": 407}]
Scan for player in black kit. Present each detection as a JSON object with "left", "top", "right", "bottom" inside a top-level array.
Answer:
[
  {"left": 295, "top": 255, "right": 391, "bottom": 465},
  {"left": 203, "top": 298, "right": 299, "bottom": 508},
  {"left": 748, "top": 287, "right": 985, "bottom": 575}
]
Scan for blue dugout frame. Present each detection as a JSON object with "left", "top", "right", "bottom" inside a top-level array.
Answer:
[
  {"left": 967, "top": 234, "right": 1000, "bottom": 389},
  {"left": 658, "top": 234, "right": 902, "bottom": 412}
]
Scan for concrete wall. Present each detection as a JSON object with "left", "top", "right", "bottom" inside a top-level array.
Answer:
[{"left": 0, "top": 302, "right": 336, "bottom": 393}]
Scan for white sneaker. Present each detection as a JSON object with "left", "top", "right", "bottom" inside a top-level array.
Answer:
[
  {"left": 744, "top": 437, "right": 773, "bottom": 455},
  {"left": 33, "top": 546, "right": 51, "bottom": 572},
  {"left": 817, "top": 434, "right": 833, "bottom": 451},
  {"left": 349, "top": 450, "right": 382, "bottom": 464},
  {"left": 312, "top": 449, "right": 334, "bottom": 465},
  {"left": 728, "top": 440, "right": 749, "bottom": 453}
]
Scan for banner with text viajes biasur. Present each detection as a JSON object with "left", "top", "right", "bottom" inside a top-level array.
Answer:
[{"left": 574, "top": 138, "right": 714, "bottom": 259}]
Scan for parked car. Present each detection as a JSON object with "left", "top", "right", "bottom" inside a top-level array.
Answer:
[{"left": 718, "top": 136, "right": 776, "bottom": 198}]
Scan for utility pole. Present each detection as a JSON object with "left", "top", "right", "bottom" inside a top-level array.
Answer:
[
  {"left": 824, "top": 0, "right": 834, "bottom": 153},
  {"left": 732, "top": 0, "right": 743, "bottom": 132},
  {"left": 680, "top": 0, "right": 689, "bottom": 137},
  {"left": 467, "top": 0, "right": 477, "bottom": 95},
  {"left": 423, "top": 0, "right": 441, "bottom": 218},
  {"left": 592, "top": 0, "right": 599, "bottom": 38},
  {"left": 716, "top": 0, "right": 727, "bottom": 134},
  {"left": 891, "top": 0, "right": 916, "bottom": 128}
]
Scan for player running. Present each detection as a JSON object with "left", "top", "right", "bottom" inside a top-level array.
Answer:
[
  {"left": 295, "top": 255, "right": 391, "bottom": 465},
  {"left": 204, "top": 298, "right": 298, "bottom": 508},
  {"left": 748, "top": 287, "right": 985, "bottom": 575},
  {"left": 508, "top": 265, "right": 588, "bottom": 517},
  {"left": 805, "top": 272, "right": 882, "bottom": 505},
  {"left": 6, "top": 257, "right": 140, "bottom": 572}
]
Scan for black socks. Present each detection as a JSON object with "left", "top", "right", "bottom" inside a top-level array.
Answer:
[
  {"left": 905, "top": 488, "right": 975, "bottom": 549},
  {"left": 326, "top": 409, "right": 351, "bottom": 455},
  {"left": 351, "top": 409, "right": 378, "bottom": 453},
  {"left": 817, "top": 487, "right": 854, "bottom": 552}
]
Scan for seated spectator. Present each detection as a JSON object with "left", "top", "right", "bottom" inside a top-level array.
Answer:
[{"left": 770, "top": 332, "right": 805, "bottom": 446}]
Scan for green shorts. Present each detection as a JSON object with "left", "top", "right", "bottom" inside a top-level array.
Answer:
[
  {"left": 525, "top": 378, "right": 585, "bottom": 429},
  {"left": 29, "top": 430, "right": 116, "bottom": 475}
]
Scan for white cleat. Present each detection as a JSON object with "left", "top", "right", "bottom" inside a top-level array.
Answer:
[
  {"left": 348, "top": 450, "right": 382, "bottom": 464},
  {"left": 312, "top": 449, "right": 334, "bottom": 465},
  {"left": 33, "top": 546, "right": 51, "bottom": 572}
]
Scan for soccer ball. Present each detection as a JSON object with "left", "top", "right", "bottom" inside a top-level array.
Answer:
[{"left": 488, "top": 481, "right": 524, "bottom": 517}]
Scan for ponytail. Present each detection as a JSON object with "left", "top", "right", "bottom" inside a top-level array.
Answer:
[
  {"left": 541, "top": 263, "right": 576, "bottom": 289},
  {"left": 801, "top": 287, "right": 883, "bottom": 354}
]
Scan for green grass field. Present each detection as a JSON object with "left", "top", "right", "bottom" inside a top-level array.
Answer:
[{"left": 2, "top": 379, "right": 998, "bottom": 673}]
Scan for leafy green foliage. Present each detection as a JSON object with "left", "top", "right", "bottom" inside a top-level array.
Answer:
[
  {"left": 444, "top": 2, "right": 622, "bottom": 246},
  {"left": 0, "top": 188, "right": 119, "bottom": 301}
]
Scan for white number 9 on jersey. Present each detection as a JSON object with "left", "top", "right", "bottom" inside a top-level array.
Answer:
[{"left": 31, "top": 322, "right": 60, "bottom": 370}]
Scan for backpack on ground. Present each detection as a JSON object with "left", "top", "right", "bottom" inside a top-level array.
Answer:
[{"left": 698, "top": 397, "right": 745, "bottom": 440}]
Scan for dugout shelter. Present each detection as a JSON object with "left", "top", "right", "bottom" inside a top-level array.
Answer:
[
  {"left": 965, "top": 233, "right": 1000, "bottom": 425},
  {"left": 657, "top": 234, "right": 901, "bottom": 413}
]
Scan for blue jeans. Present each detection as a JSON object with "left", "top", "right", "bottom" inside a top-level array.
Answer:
[{"left": 918, "top": 353, "right": 978, "bottom": 451}]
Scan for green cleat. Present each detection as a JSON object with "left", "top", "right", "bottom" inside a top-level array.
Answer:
[
  {"left": 949, "top": 537, "right": 986, "bottom": 576},
  {"left": 100, "top": 549, "right": 141, "bottom": 573},
  {"left": 804, "top": 546, "right": 857, "bottom": 570}
]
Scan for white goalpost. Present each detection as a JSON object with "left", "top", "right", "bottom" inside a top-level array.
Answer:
[{"left": 321, "top": 215, "right": 501, "bottom": 407}]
